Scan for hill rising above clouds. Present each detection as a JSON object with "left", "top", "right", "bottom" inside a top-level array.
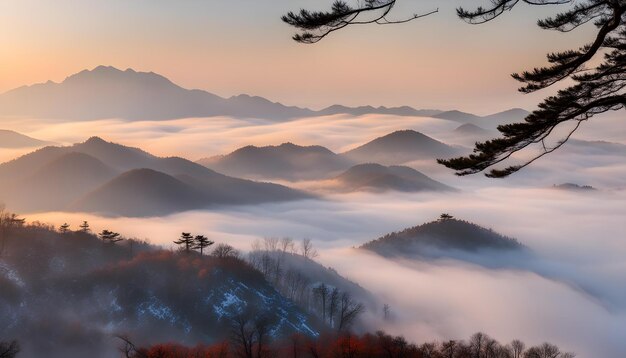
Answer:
[
  {"left": 362, "top": 217, "right": 525, "bottom": 260},
  {"left": 342, "top": 130, "right": 461, "bottom": 165},
  {"left": 434, "top": 108, "right": 530, "bottom": 130},
  {"left": 332, "top": 163, "right": 454, "bottom": 193},
  {"left": 198, "top": 143, "right": 353, "bottom": 181},
  {"left": 0, "top": 137, "right": 311, "bottom": 216}
]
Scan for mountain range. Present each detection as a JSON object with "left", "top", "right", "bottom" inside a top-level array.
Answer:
[
  {"left": 0, "top": 137, "right": 311, "bottom": 216},
  {"left": 434, "top": 108, "right": 530, "bottom": 130},
  {"left": 0, "top": 66, "right": 526, "bottom": 122},
  {"left": 198, "top": 143, "right": 352, "bottom": 181},
  {"left": 198, "top": 130, "right": 459, "bottom": 187},
  {"left": 0, "top": 130, "right": 52, "bottom": 148}
]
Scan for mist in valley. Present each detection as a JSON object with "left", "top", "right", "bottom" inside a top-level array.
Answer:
[
  {"left": 24, "top": 182, "right": 626, "bottom": 357},
  {"left": 2, "top": 102, "right": 622, "bottom": 355},
  {"left": 1, "top": 0, "right": 624, "bottom": 354}
]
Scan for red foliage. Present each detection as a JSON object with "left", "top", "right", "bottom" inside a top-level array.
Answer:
[
  {"left": 135, "top": 342, "right": 229, "bottom": 358},
  {"left": 133, "top": 332, "right": 425, "bottom": 358}
]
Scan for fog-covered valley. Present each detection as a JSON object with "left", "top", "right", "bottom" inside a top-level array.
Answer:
[
  {"left": 1, "top": 67, "right": 625, "bottom": 357},
  {"left": 15, "top": 124, "right": 626, "bottom": 357}
]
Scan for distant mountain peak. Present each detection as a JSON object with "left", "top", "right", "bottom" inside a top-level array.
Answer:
[
  {"left": 333, "top": 163, "right": 453, "bottom": 193},
  {"left": 84, "top": 136, "right": 108, "bottom": 144},
  {"left": 198, "top": 142, "right": 350, "bottom": 181},
  {"left": 553, "top": 183, "right": 596, "bottom": 191},
  {"left": 384, "top": 129, "right": 427, "bottom": 138},
  {"left": 0, "top": 129, "right": 51, "bottom": 149},
  {"left": 343, "top": 129, "right": 458, "bottom": 165},
  {"left": 454, "top": 123, "right": 490, "bottom": 134},
  {"left": 62, "top": 65, "right": 177, "bottom": 87}
]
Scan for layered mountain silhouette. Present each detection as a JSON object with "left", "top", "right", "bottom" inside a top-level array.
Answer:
[
  {"left": 362, "top": 217, "right": 526, "bottom": 264},
  {"left": 553, "top": 183, "right": 597, "bottom": 191},
  {"left": 0, "top": 66, "right": 313, "bottom": 121},
  {"left": 0, "top": 137, "right": 311, "bottom": 216},
  {"left": 447, "top": 123, "right": 496, "bottom": 146},
  {"left": 331, "top": 163, "right": 453, "bottom": 193},
  {"left": 198, "top": 143, "right": 352, "bottom": 181},
  {"left": 342, "top": 130, "right": 460, "bottom": 165},
  {"left": 316, "top": 104, "right": 441, "bottom": 117},
  {"left": 70, "top": 169, "right": 208, "bottom": 216},
  {"left": 565, "top": 138, "right": 626, "bottom": 156},
  {"left": 0, "top": 66, "right": 527, "bottom": 122},
  {"left": 453, "top": 123, "right": 491, "bottom": 136},
  {"left": 0, "top": 129, "right": 51, "bottom": 148},
  {"left": 434, "top": 108, "right": 529, "bottom": 130},
  {"left": 10, "top": 152, "right": 118, "bottom": 211}
]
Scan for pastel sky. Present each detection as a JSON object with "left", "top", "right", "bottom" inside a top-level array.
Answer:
[{"left": 0, "top": 0, "right": 596, "bottom": 113}]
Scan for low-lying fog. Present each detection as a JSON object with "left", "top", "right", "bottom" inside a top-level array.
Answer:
[
  {"left": 5, "top": 112, "right": 626, "bottom": 357},
  {"left": 27, "top": 187, "right": 626, "bottom": 357}
]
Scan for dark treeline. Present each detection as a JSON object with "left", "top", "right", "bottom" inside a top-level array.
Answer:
[
  {"left": 0, "top": 209, "right": 313, "bottom": 357},
  {"left": 123, "top": 331, "right": 575, "bottom": 358}
]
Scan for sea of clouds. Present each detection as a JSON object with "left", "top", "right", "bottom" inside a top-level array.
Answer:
[{"left": 7, "top": 111, "right": 626, "bottom": 357}]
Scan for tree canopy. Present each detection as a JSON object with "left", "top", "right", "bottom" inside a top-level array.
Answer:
[
  {"left": 99, "top": 229, "right": 123, "bottom": 244},
  {"left": 283, "top": 0, "right": 626, "bottom": 177}
]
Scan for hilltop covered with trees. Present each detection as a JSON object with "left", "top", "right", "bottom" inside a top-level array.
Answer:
[
  {"left": 0, "top": 209, "right": 317, "bottom": 357},
  {"left": 363, "top": 215, "right": 524, "bottom": 255}
]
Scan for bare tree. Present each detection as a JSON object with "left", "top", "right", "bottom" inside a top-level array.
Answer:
[
  {"left": 523, "top": 343, "right": 575, "bottom": 358},
  {"left": 115, "top": 335, "right": 145, "bottom": 358},
  {"left": 313, "top": 283, "right": 330, "bottom": 322},
  {"left": 511, "top": 340, "right": 526, "bottom": 358},
  {"left": 0, "top": 340, "right": 19, "bottom": 358},
  {"left": 231, "top": 314, "right": 256, "bottom": 358},
  {"left": 212, "top": 243, "right": 240, "bottom": 259},
  {"left": 470, "top": 332, "right": 488, "bottom": 358},
  {"left": 300, "top": 238, "right": 319, "bottom": 259},
  {"left": 337, "top": 292, "right": 365, "bottom": 331},
  {"left": 328, "top": 287, "right": 340, "bottom": 328},
  {"left": 254, "top": 315, "right": 272, "bottom": 358},
  {"left": 230, "top": 313, "right": 275, "bottom": 358},
  {"left": 441, "top": 340, "right": 457, "bottom": 358},
  {"left": 279, "top": 237, "right": 295, "bottom": 254},
  {"left": 420, "top": 342, "right": 437, "bottom": 358},
  {"left": 382, "top": 303, "right": 391, "bottom": 321},
  {"left": 263, "top": 237, "right": 279, "bottom": 251}
]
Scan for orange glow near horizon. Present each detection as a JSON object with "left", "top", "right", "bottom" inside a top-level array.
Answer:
[{"left": 0, "top": 0, "right": 597, "bottom": 114}]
